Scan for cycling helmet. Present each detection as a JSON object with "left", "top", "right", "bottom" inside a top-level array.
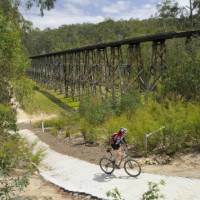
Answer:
[{"left": 119, "top": 127, "right": 128, "bottom": 133}]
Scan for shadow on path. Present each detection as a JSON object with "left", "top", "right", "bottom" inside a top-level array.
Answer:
[{"left": 93, "top": 173, "right": 134, "bottom": 183}]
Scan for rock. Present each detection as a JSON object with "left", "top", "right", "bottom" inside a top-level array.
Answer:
[
  {"left": 144, "top": 158, "right": 158, "bottom": 165},
  {"left": 85, "top": 195, "right": 92, "bottom": 199},
  {"left": 153, "top": 154, "right": 172, "bottom": 165},
  {"left": 139, "top": 154, "right": 172, "bottom": 166}
]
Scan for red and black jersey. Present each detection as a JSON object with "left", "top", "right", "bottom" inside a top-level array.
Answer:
[{"left": 111, "top": 131, "right": 126, "bottom": 145}]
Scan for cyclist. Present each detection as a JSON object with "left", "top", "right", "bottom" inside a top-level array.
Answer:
[{"left": 110, "top": 127, "right": 128, "bottom": 168}]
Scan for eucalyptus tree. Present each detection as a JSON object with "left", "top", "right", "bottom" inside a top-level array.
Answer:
[
  {"left": 157, "top": 0, "right": 180, "bottom": 18},
  {"left": 0, "top": 1, "right": 56, "bottom": 198}
]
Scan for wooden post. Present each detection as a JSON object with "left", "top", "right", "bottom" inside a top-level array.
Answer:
[
  {"left": 41, "top": 113, "right": 45, "bottom": 133},
  {"left": 144, "top": 133, "right": 148, "bottom": 157}
]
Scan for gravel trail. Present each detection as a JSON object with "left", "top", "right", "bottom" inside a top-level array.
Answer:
[{"left": 17, "top": 109, "right": 200, "bottom": 200}]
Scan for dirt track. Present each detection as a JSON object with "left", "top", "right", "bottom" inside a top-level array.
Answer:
[
  {"left": 19, "top": 174, "right": 77, "bottom": 200},
  {"left": 25, "top": 125, "right": 200, "bottom": 179},
  {"left": 19, "top": 128, "right": 200, "bottom": 200}
]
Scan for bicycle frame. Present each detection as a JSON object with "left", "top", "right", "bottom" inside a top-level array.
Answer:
[
  {"left": 107, "top": 144, "right": 131, "bottom": 165},
  {"left": 101, "top": 144, "right": 142, "bottom": 177}
]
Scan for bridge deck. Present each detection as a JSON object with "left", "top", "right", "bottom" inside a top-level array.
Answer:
[{"left": 30, "top": 30, "right": 200, "bottom": 58}]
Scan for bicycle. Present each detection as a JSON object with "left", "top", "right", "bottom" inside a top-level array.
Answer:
[{"left": 99, "top": 144, "right": 141, "bottom": 177}]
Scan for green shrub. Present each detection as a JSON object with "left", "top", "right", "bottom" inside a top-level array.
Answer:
[
  {"left": 162, "top": 38, "right": 200, "bottom": 101},
  {"left": 79, "top": 91, "right": 200, "bottom": 153},
  {"left": 77, "top": 85, "right": 200, "bottom": 153},
  {"left": 34, "top": 113, "right": 80, "bottom": 139},
  {"left": 49, "top": 127, "right": 59, "bottom": 136},
  {"left": 119, "top": 89, "right": 141, "bottom": 118},
  {"left": 0, "top": 132, "right": 43, "bottom": 199},
  {"left": 80, "top": 119, "right": 97, "bottom": 143},
  {"left": 80, "top": 95, "right": 114, "bottom": 126},
  {"left": 44, "top": 117, "right": 67, "bottom": 130},
  {"left": 141, "top": 180, "right": 165, "bottom": 200},
  {"left": 103, "top": 97, "right": 200, "bottom": 153},
  {"left": 106, "top": 181, "right": 165, "bottom": 200},
  {"left": 0, "top": 7, "right": 40, "bottom": 200},
  {"left": 106, "top": 188, "right": 124, "bottom": 200},
  {"left": 0, "top": 104, "right": 16, "bottom": 132}
]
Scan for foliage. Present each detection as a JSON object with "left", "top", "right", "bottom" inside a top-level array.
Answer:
[
  {"left": 19, "top": 0, "right": 200, "bottom": 157},
  {"left": 0, "top": 103, "right": 43, "bottom": 199},
  {"left": 106, "top": 182, "right": 165, "bottom": 200},
  {"left": 162, "top": 38, "right": 200, "bottom": 101},
  {"left": 156, "top": 0, "right": 181, "bottom": 18},
  {"left": 119, "top": 89, "right": 141, "bottom": 118},
  {"left": 1, "top": 0, "right": 56, "bottom": 17},
  {"left": 13, "top": 77, "right": 35, "bottom": 108},
  {"left": 0, "top": 133, "right": 44, "bottom": 199},
  {"left": 34, "top": 111, "right": 80, "bottom": 138},
  {"left": 80, "top": 95, "right": 114, "bottom": 126},
  {"left": 80, "top": 119, "right": 97, "bottom": 143},
  {"left": 41, "top": 113, "right": 79, "bottom": 130},
  {"left": 42, "top": 116, "right": 68, "bottom": 130},
  {"left": 141, "top": 180, "right": 165, "bottom": 200},
  {"left": 0, "top": 9, "right": 27, "bottom": 104},
  {"left": 80, "top": 94, "right": 200, "bottom": 153},
  {"left": 0, "top": 104, "right": 16, "bottom": 132},
  {"left": 25, "top": 0, "right": 56, "bottom": 16},
  {"left": 0, "top": 1, "right": 51, "bottom": 198},
  {"left": 106, "top": 188, "right": 125, "bottom": 200},
  {"left": 23, "top": 18, "right": 183, "bottom": 56}
]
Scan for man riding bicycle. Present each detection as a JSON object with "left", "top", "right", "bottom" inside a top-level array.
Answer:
[
  {"left": 110, "top": 127, "right": 128, "bottom": 168},
  {"left": 100, "top": 127, "right": 141, "bottom": 176}
]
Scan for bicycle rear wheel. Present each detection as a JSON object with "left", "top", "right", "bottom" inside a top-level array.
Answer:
[
  {"left": 124, "top": 159, "right": 141, "bottom": 177},
  {"left": 99, "top": 157, "right": 115, "bottom": 175}
]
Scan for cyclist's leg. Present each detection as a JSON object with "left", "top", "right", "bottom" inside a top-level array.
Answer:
[
  {"left": 111, "top": 144, "right": 119, "bottom": 161},
  {"left": 116, "top": 146, "right": 123, "bottom": 167},
  {"left": 112, "top": 145, "right": 123, "bottom": 168}
]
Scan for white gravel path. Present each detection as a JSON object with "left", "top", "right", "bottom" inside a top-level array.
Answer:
[{"left": 19, "top": 128, "right": 200, "bottom": 200}]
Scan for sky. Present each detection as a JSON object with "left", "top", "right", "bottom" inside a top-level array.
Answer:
[{"left": 20, "top": 0, "right": 190, "bottom": 30}]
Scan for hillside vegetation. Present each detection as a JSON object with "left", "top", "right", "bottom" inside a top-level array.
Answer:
[
  {"left": 21, "top": 0, "right": 200, "bottom": 155},
  {"left": 24, "top": 18, "right": 195, "bottom": 56},
  {"left": 1, "top": 3, "right": 200, "bottom": 198}
]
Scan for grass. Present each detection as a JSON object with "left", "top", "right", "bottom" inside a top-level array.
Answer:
[
  {"left": 23, "top": 90, "right": 67, "bottom": 115},
  {"left": 22, "top": 83, "right": 81, "bottom": 137},
  {"left": 35, "top": 113, "right": 80, "bottom": 135},
  {"left": 40, "top": 88, "right": 80, "bottom": 110},
  {"left": 16, "top": 75, "right": 80, "bottom": 116}
]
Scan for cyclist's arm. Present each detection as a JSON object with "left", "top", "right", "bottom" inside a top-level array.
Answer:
[
  {"left": 121, "top": 137, "right": 127, "bottom": 144},
  {"left": 121, "top": 138, "right": 128, "bottom": 149}
]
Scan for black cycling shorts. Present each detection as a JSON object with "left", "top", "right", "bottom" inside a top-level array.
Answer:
[{"left": 111, "top": 143, "right": 120, "bottom": 150}]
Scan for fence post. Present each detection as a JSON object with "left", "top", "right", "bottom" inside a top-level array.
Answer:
[
  {"left": 41, "top": 113, "right": 45, "bottom": 133},
  {"left": 144, "top": 126, "right": 165, "bottom": 156},
  {"left": 144, "top": 133, "right": 148, "bottom": 157}
]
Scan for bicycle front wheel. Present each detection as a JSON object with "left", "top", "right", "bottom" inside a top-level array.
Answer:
[
  {"left": 99, "top": 157, "right": 115, "bottom": 175},
  {"left": 124, "top": 159, "right": 141, "bottom": 177}
]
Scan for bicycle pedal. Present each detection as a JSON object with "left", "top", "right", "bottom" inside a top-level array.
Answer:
[{"left": 115, "top": 164, "right": 120, "bottom": 169}]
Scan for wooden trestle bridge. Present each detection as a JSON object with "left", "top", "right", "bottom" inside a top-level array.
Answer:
[{"left": 29, "top": 30, "right": 200, "bottom": 101}]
